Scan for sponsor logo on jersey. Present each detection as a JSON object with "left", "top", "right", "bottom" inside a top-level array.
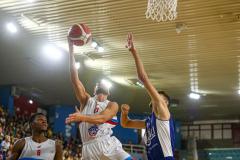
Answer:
[
  {"left": 145, "top": 123, "right": 156, "bottom": 146},
  {"left": 88, "top": 125, "right": 99, "bottom": 137}
]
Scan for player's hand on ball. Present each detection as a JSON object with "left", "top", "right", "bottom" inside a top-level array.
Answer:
[{"left": 121, "top": 104, "right": 130, "bottom": 115}]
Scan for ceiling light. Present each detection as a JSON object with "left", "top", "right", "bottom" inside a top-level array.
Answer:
[
  {"left": 189, "top": 92, "right": 201, "bottom": 100},
  {"left": 43, "top": 45, "right": 63, "bottom": 61},
  {"left": 29, "top": 99, "right": 33, "bottom": 104},
  {"left": 101, "top": 79, "right": 112, "bottom": 89},
  {"left": 6, "top": 22, "right": 17, "bottom": 33},
  {"left": 238, "top": 90, "right": 240, "bottom": 95},
  {"left": 97, "top": 46, "right": 104, "bottom": 53},
  {"left": 84, "top": 59, "right": 96, "bottom": 68},
  {"left": 91, "top": 41, "right": 98, "bottom": 48},
  {"left": 75, "top": 62, "right": 80, "bottom": 70}
]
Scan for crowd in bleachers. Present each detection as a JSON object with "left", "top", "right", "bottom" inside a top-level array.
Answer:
[
  {"left": 0, "top": 105, "right": 82, "bottom": 160},
  {"left": 1, "top": 105, "right": 239, "bottom": 160}
]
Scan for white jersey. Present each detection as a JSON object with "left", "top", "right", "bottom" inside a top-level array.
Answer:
[
  {"left": 79, "top": 96, "right": 118, "bottom": 143},
  {"left": 19, "top": 137, "right": 56, "bottom": 160}
]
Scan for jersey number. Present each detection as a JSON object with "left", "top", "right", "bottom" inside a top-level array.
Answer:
[
  {"left": 37, "top": 150, "right": 41, "bottom": 156},
  {"left": 94, "top": 107, "right": 99, "bottom": 113}
]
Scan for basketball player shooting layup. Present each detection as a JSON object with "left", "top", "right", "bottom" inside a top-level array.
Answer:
[
  {"left": 121, "top": 33, "right": 175, "bottom": 160},
  {"left": 8, "top": 113, "right": 63, "bottom": 160},
  {"left": 65, "top": 37, "right": 132, "bottom": 160}
]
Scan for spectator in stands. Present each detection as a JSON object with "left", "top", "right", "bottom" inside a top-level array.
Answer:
[
  {"left": 0, "top": 124, "right": 4, "bottom": 143},
  {"left": 47, "top": 128, "right": 53, "bottom": 138},
  {"left": 0, "top": 112, "right": 6, "bottom": 125},
  {"left": 1, "top": 135, "right": 11, "bottom": 160}
]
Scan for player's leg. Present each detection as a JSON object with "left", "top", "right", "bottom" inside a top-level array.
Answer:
[
  {"left": 81, "top": 143, "right": 102, "bottom": 160},
  {"left": 101, "top": 136, "right": 132, "bottom": 160}
]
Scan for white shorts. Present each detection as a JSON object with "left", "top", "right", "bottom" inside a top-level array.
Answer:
[{"left": 82, "top": 136, "right": 131, "bottom": 160}]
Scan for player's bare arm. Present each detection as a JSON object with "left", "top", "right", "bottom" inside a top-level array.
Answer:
[
  {"left": 121, "top": 104, "right": 145, "bottom": 129},
  {"left": 7, "top": 139, "right": 25, "bottom": 160},
  {"left": 127, "top": 33, "right": 170, "bottom": 120},
  {"left": 66, "top": 102, "right": 118, "bottom": 124},
  {"left": 68, "top": 37, "right": 90, "bottom": 108}
]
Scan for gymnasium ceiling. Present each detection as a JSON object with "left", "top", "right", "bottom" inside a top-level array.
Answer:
[{"left": 0, "top": 0, "right": 240, "bottom": 121}]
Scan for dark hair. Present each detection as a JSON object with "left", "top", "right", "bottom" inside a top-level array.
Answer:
[
  {"left": 158, "top": 91, "right": 170, "bottom": 104},
  {"left": 96, "top": 88, "right": 109, "bottom": 95},
  {"left": 95, "top": 82, "right": 110, "bottom": 95},
  {"left": 149, "top": 91, "right": 171, "bottom": 108},
  {"left": 29, "top": 113, "right": 46, "bottom": 125}
]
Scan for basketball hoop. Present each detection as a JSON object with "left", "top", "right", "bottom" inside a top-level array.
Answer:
[{"left": 145, "top": 0, "right": 178, "bottom": 22}]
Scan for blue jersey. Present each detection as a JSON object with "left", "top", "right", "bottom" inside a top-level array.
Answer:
[{"left": 145, "top": 112, "right": 175, "bottom": 160}]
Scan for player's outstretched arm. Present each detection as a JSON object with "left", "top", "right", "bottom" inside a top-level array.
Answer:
[
  {"left": 7, "top": 139, "right": 25, "bottom": 160},
  {"left": 126, "top": 33, "right": 170, "bottom": 120},
  {"left": 66, "top": 102, "right": 118, "bottom": 124},
  {"left": 121, "top": 104, "right": 145, "bottom": 129},
  {"left": 68, "top": 37, "right": 90, "bottom": 107}
]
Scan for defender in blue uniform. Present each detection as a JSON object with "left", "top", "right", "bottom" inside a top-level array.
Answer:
[{"left": 121, "top": 33, "right": 175, "bottom": 160}]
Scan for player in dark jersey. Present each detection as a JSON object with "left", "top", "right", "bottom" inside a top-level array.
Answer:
[{"left": 121, "top": 33, "right": 175, "bottom": 160}]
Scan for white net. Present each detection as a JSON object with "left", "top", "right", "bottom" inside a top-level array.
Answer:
[{"left": 145, "top": 0, "right": 178, "bottom": 22}]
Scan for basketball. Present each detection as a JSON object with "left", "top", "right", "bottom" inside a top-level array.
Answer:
[{"left": 68, "top": 23, "right": 92, "bottom": 46}]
